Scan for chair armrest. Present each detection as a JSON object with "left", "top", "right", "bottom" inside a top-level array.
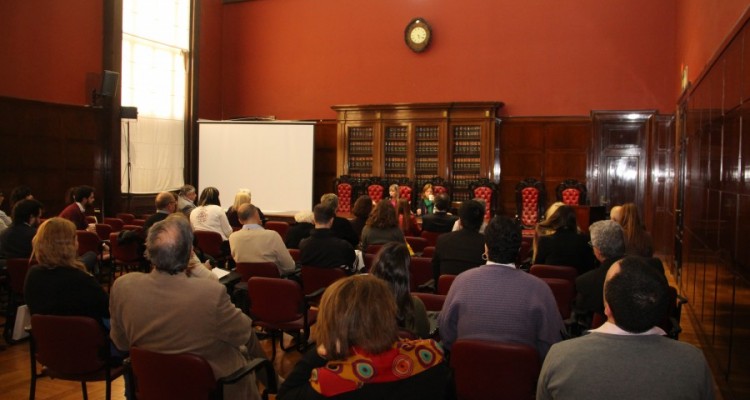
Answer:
[
  {"left": 304, "top": 287, "right": 326, "bottom": 301},
  {"left": 417, "top": 279, "right": 436, "bottom": 293},
  {"left": 219, "top": 358, "right": 278, "bottom": 394},
  {"left": 281, "top": 269, "right": 301, "bottom": 280}
]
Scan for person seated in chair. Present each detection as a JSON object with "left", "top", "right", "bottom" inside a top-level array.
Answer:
[
  {"left": 299, "top": 204, "right": 356, "bottom": 273},
  {"left": 142, "top": 191, "right": 177, "bottom": 233},
  {"left": 537, "top": 257, "right": 714, "bottom": 399},
  {"left": 285, "top": 211, "right": 315, "bottom": 249},
  {"left": 420, "top": 194, "right": 457, "bottom": 233},
  {"left": 229, "top": 203, "right": 296, "bottom": 276},
  {"left": 59, "top": 185, "right": 97, "bottom": 232},
  {"left": 0, "top": 198, "right": 43, "bottom": 260},
  {"left": 320, "top": 193, "right": 359, "bottom": 247},
  {"left": 177, "top": 184, "right": 197, "bottom": 216},
  {"left": 431, "top": 200, "right": 486, "bottom": 284}
]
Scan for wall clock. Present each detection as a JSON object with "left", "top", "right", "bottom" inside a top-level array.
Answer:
[{"left": 405, "top": 18, "right": 432, "bottom": 53}]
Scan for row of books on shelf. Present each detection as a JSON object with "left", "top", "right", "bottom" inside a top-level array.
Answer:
[
  {"left": 451, "top": 175, "right": 480, "bottom": 189},
  {"left": 452, "top": 192, "right": 473, "bottom": 201},
  {"left": 349, "top": 144, "right": 374, "bottom": 154},
  {"left": 384, "top": 161, "right": 408, "bottom": 169},
  {"left": 452, "top": 158, "right": 481, "bottom": 171},
  {"left": 349, "top": 157, "right": 373, "bottom": 169},
  {"left": 454, "top": 142, "right": 481, "bottom": 154},
  {"left": 416, "top": 161, "right": 439, "bottom": 170},
  {"left": 348, "top": 129, "right": 374, "bottom": 140},
  {"left": 385, "top": 129, "right": 408, "bottom": 140},
  {"left": 415, "top": 145, "right": 439, "bottom": 154},
  {"left": 384, "top": 143, "right": 408, "bottom": 153},
  {"left": 452, "top": 126, "right": 481, "bottom": 139},
  {"left": 415, "top": 129, "right": 439, "bottom": 140}
]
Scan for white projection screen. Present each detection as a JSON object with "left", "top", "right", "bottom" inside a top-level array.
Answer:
[{"left": 198, "top": 121, "right": 315, "bottom": 213}]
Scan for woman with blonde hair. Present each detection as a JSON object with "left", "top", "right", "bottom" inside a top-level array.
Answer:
[
  {"left": 24, "top": 217, "right": 109, "bottom": 322},
  {"left": 278, "top": 275, "right": 448, "bottom": 399},
  {"left": 619, "top": 203, "right": 653, "bottom": 257},
  {"left": 226, "top": 191, "right": 251, "bottom": 229}
]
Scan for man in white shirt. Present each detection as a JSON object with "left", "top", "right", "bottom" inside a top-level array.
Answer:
[
  {"left": 229, "top": 203, "right": 296, "bottom": 276},
  {"left": 537, "top": 257, "right": 715, "bottom": 400}
]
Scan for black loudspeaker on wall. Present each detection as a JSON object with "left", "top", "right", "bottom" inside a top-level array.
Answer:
[{"left": 90, "top": 70, "right": 119, "bottom": 107}]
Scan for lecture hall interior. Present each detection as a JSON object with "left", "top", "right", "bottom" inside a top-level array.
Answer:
[{"left": 1, "top": 0, "right": 750, "bottom": 399}]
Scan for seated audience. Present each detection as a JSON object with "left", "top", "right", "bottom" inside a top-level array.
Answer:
[
  {"left": 432, "top": 200, "right": 486, "bottom": 283},
  {"left": 416, "top": 183, "right": 434, "bottom": 216},
  {"left": 190, "top": 186, "right": 233, "bottom": 240},
  {"left": 349, "top": 195, "right": 372, "bottom": 240},
  {"left": 59, "top": 185, "right": 97, "bottom": 231},
  {"left": 619, "top": 202, "right": 654, "bottom": 257},
  {"left": 229, "top": 203, "right": 296, "bottom": 276},
  {"left": 360, "top": 200, "right": 405, "bottom": 251},
  {"left": 24, "top": 218, "right": 108, "bottom": 322},
  {"left": 397, "top": 198, "right": 420, "bottom": 237},
  {"left": 388, "top": 183, "right": 400, "bottom": 208},
  {"left": 420, "top": 194, "right": 457, "bottom": 233},
  {"left": 110, "top": 216, "right": 270, "bottom": 400},
  {"left": 451, "top": 198, "right": 488, "bottom": 233},
  {"left": 299, "top": 204, "right": 356, "bottom": 272},
  {"left": 9, "top": 185, "right": 33, "bottom": 209},
  {"left": 574, "top": 220, "right": 626, "bottom": 322},
  {"left": 226, "top": 189, "right": 267, "bottom": 228},
  {"left": 177, "top": 184, "right": 197, "bottom": 216},
  {"left": 537, "top": 257, "right": 714, "bottom": 399},
  {"left": 371, "top": 242, "right": 430, "bottom": 338},
  {"left": 438, "top": 215, "right": 564, "bottom": 358},
  {"left": 533, "top": 205, "right": 596, "bottom": 274},
  {"left": 142, "top": 191, "right": 177, "bottom": 233},
  {"left": 285, "top": 211, "right": 315, "bottom": 249},
  {"left": 321, "top": 193, "right": 359, "bottom": 247},
  {"left": 278, "top": 275, "right": 449, "bottom": 399},
  {"left": 0, "top": 199, "right": 44, "bottom": 259}
]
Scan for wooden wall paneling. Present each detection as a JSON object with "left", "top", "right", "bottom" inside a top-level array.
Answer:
[
  {"left": 314, "top": 120, "right": 338, "bottom": 203},
  {"left": 648, "top": 115, "right": 675, "bottom": 256}
]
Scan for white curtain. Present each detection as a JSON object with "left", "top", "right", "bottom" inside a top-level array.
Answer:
[{"left": 121, "top": 0, "right": 189, "bottom": 193}]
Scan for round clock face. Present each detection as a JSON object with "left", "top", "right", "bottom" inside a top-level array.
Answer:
[{"left": 405, "top": 18, "right": 431, "bottom": 53}]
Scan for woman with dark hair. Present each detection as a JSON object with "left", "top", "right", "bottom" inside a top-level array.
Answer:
[
  {"left": 416, "top": 183, "right": 434, "bottom": 216},
  {"left": 349, "top": 195, "right": 372, "bottom": 240},
  {"left": 189, "top": 186, "right": 233, "bottom": 240},
  {"left": 278, "top": 275, "right": 449, "bottom": 399},
  {"left": 619, "top": 203, "right": 654, "bottom": 257},
  {"left": 371, "top": 242, "right": 429, "bottom": 338},
  {"left": 534, "top": 205, "right": 596, "bottom": 274},
  {"left": 397, "top": 199, "right": 420, "bottom": 237},
  {"left": 359, "top": 200, "right": 405, "bottom": 251}
]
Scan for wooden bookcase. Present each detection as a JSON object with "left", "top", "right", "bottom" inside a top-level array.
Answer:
[{"left": 333, "top": 102, "right": 503, "bottom": 201}]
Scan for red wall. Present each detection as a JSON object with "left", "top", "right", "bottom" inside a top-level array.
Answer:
[
  {"left": 0, "top": 1, "right": 102, "bottom": 105},
  {"left": 212, "top": 0, "right": 677, "bottom": 120}
]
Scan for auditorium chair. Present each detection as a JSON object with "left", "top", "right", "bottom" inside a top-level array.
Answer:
[
  {"left": 529, "top": 264, "right": 578, "bottom": 284},
  {"left": 265, "top": 220, "right": 290, "bottom": 241},
  {"left": 412, "top": 292, "right": 446, "bottom": 312},
  {"left": 450, "top": 339, "right": 540, "bottom": 400},
  {"left": 128, "top": 347, "right": 277, "bottom": 400},
  {"left": 300, "top": 266, "right": 347, "bottom": 304},
  {"left": 4, "top": 258, "right": 34, "bottom": 344},
  {"left": 109, "top": 232, "right": 144, "bottom": 278},
  {"left": 540, "top": 277, "right": 575, "bottom": 319},
  {"left": 248, "top": 277, "right": 317, "bottom": 360},
  {"left": 333, "top": 175, "right": 356, "bottom": 214},
  {"left": 116, "top": 213, "right": 136, "bottom": 224},
  {"left": 421, "top": 246, "right": 436, "bottom": 258},
  {"left": 395, "top": 178, "right": 414, "bottom": 204},
  {"left": 288, "top": 248, "right": 301, "bottom": 262},
  {"left": 515, "top": 178, "right": 546, "bottom": 229},
  {"left": 420, "top": 230, "right": 443, "bottom": 247},
  {"left": 94, "top": 223, "right": 113, "bottom": 241},
  {"left": 103, "top": 217, "right": 125, "bottom": 232},
  {"left": 555, "top": 179, "right": 587, "bottom": 206},
  {"left": 28, "top": 315, "right": 125, "bottom": 400},
  {"left": 468, "top": 178, "right": 498, "bottom": 219},
  {"left": 437, "top": 274, "right": 456, "bottom": 295},
  {"left": 427, "top": 176, "right": 450, "bottom": 197},
  {"left": 194, "top": 230, "right": 227, "bottom": 268},
  {"left": 409, "top": 256, "right": 434, "bottom": 292},
  {"left": 235, "top": 262, "right": 281, "bottom": 281},
  {"left": 363, "top": 176, "right": 387, "bottom": 203},
  {"left": 405, "top": 236, "right": 428, "bottom": 255}
]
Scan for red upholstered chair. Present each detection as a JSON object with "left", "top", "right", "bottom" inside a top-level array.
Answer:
[
  {"left": 333, "top": 175, "right": 356, "bottom": 214},
  {"left": 428, "top": 176, "right": 450, "bottom": 198},
  {"left": 540, "top": 277, "right": 575, "bottom": 319},
  {"left": 103, "top": 217, "right": 125, "bottom": 232},
  {"left": 468, "top": 178, "right": 498, "bottom": 219},
  {"left": 131, "top": 218, "right": 146, "bottom": 227},
  {"left": 555, "top": 179, "right": 587, "bottom": 206},
  {"left": 515, "top": 178, "right": 547, "bottom": 229},
  {"left": 421, "top": 246, "right": 436, "bottom": 258},
  {"left": 530, "top": 264, "right": 578, "bottom": 283},
  {"left": 85, "top": 215, "right": 97, "bottom": 224},
  {"left": 437, "top": 274, "right": 456, "bottom": 295},
  {"left": 109, "top": 232, "right": 143, "bottom": 277},
  {"left": 364, "top": 176, "right": 387, "bottom": 203},
  {"left": 405, "top": 236, "right": 428, "bottom": 255},
  {"left": 194, "top": 230, "right": 226, "bottom": 267},
  {"left": 365, "top": 244, "right": 384, "bottom": 254},
  {"left": 76, "top": 230, "right": 105, "bottom": 258},
  {"left": 395, "top": 179, "right": 414, "bottom": 204},
  {"left": 128, "top": 347, "right": 277, "bottom": 400},
  {"left": 116, "top": 213, "right": 136, "bottom": 224},
  {"left": 265, "top": 221, "right": 289, "bottom": 242},
  {"left": 4, "top": 258, "right": 34, "bottom": 343},
  {"left": 288, "top": 248, "right": 301, "bottom": 262},
  {"left": 235, "top": 262, "right": 281, "bottom": 281},
  {"left": 409, "top": 256, "right": 434, "bottom": 292},
  {"left": 28, "top": 315, "right": 125, "bottom": 400},
  {"left": 420, "top": 230, "right": 443, "bottom": 247},
  {"left": 450, "top": 339, "right": 540, "bottom": 400},
  {"left": 363, "top": 253, "right": 376, "bottom": 272},
  {"left": 300, "top": 266, "right": 347, "bottom": 301},
  {"left": 248, "top": 277, "right": 316, "bottom": 360},
  {"left": 94, "top": 223, "right": 113, "bottom": 241},
  {"left": 412, "top": 292, "right": 446, "bottom": 312}
]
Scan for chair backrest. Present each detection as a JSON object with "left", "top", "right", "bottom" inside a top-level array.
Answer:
[
  {"left": 94, "top": 223, "right": 113, "bottom": 241},
  {"left": 193, "top": 230, "right": 224, "bottom": 259},
  {"left": 451, "top": 339, "right": 540, "bottom": 400},
  {"left": 412, "top": 292, "right": 446, "bottom": 312},
  {"left": 365, "top": 177, "right": 387, "bottom": 203},
  {"left": 421, "top": 246, "right": 436, "bottom": 258},
  {"left": 469, "top": 178, "right": 498, "bottom": 219},
  {"left": 540, "top": 277, "right": 575, "bottom": 319},
  {"left": 109, "top": 232, "right": 142, "bottom": 263},
  {"left": 409, "top": 256, "right": 433, "bottom": 292},
  {"left": 529, "top": 264, "right": 578, "bottom": 283},
  {"left": 132, "top": 219, "right": 146, "bottom": 227},
  {"left": 265, "top": 221, "right": 290, "bottom": 241},
  {"left": 363, "top": 253, "right": 375, "bottom": 272},
  {"left": 116, "top": 213, "right": 136, "bottom": 224},
  {"left": 288, "top": 248, "right": 301, "bottom": 262},
  {"left": 429, "top": 177, "right": 450, "bottom": 198},
  {"left": 248, "top": 277, "right": 304, "bottom": 323},
  {"left": 334, "top": 175, "right": 355, "bottom": 214},
  {"left": 235, "top": 262, "right": 280, "bottom": 281},
  {"left": 85, "top": 215, "right": 97, "bottom": 224},
  {"left": 129, "top": 347, "right": 216, "bottom": 400},
  {"left": 103, "top": 217, "right": 125, "bottom": 232},
  {"left": 365, "top": 244, "right": 384, "bottom": 254},
  {"left": 420, "top": 230, "right": 443, "bottom": 247},
  {"left": 515, "top": 178, "right": 546, "bottom": 228},
  {"left": 395, "top": 179, "right": 413, "bottom": 204},
  {"left": 556, "top": 179, "right": 587, "bottom": 206},
  {"left": 6, "top": 258, "right": 33, "bottom": 295},
  {"left": 30, "top": 315, "right": 109, "bottom": 378},
  {"left": 76, "top": 230, "right": 102, "bottom": 257},
  {"left": 437, "top": 274, "right": 456, "bottom": 295},
  {"left": 300, "top": 266, "right": 347, "bottom": 297},
  {"left": 405, "top": 236, "right": 428, "bottom": 254}
]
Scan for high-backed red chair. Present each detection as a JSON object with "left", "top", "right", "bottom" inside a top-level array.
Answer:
[
  {"left": 450, "top": 339, "right": 540, "bottom": 400},
  {"left": 333, "top": 175, "right": 356, "bottom": 214},
  {"left": 540, "top": 277, "right": 575, "bottom": 319},
  {"left": 128, "top": 347, "right": 277, "bottom": 400},
  {"left": 364, "top": 176, "right": 387, "bottom": 203},
  {"left": 555, "top": 179, "right": 587, "bottom": 206},
  {"left": 468, "top": 178, "right": 497, "bottom": 220},
  {"left": 103, "top": 217, "right": 125, "bottom": 232},
  {"left": 395, "top": 178, "right": 414, "bottom": 204},
  {"left": 265, "top": 221, "right": 289, "bottom": 242},
  {"left": 428, "top": 176, "right": 450, "bottom": 198},
  {"left": 529, "top": 264, "right": 578, "bottom": 283},
  {"left": 409, "top": 256, "right": 434, "bottom": 292},
  {"left": 515, "top": 178, "right": 546, "bottom": 229},
  {"left": 28, "top": 315, "right": 125, "bottom": 400},
  {"left": 194, "top": 230, "right": 226, "bottom": 267},
  {"left": 248, "top": 277, "right": 316, "bottom": 360},
  {"left": 235, "top": 262, "right": 281, "bottom": 281},
  {"left": 437, "top": 274, "right": 456, "bottom": 295},
  {"left": 405, "top": 236, "right": 428, "bottom": 255}
]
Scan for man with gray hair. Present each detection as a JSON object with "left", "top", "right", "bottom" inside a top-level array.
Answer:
[
  {"left": 574, "top": 219, "right": 626, "bottom": 323},
  {"left": 229, "top": 203, "right": 296, "bottom": 275},
  {"left": 109, "top": 217, "right": 270, "bottom": 400},
  {"left": 320, "top": 193, "right": 358, "bottom": 247},
  {"left": 177, "top": 184, "right": 197, "bottom": 216}
]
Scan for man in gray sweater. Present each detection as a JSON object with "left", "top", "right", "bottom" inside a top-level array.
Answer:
[{"left": 537, "top": 256, "right": 714, "bottom": 400}]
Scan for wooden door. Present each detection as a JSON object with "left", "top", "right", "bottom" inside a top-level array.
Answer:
[{"left": 590, "top": 110, "right": 656, "bottom": 213}]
